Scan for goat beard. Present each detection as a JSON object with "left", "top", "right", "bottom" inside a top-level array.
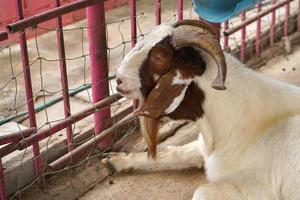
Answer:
[{"left": 139, "top": 116, "right": 159, "bottom": 159}]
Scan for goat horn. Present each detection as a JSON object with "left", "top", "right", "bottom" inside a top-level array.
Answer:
[
  {"left": 172, "top": 25, "right": 227, "bottom": 90},
  {"left": 174, "top": 19, "right": 216, "bottom": 36}
]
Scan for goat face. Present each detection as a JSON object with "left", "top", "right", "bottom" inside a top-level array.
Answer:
[
  {"left": 117, "top": 34, "right": 206, "bottom": 121},
  {"left": 116, "top": 20, "right": 227, "bottom": 120},
  {"left": 116, "top": 24, "right": 175, "bottom": 101}
]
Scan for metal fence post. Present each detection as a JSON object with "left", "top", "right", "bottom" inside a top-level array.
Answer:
[
  {"left": 284, "top": 1, "right": 290, "bottom": 36},
  {"left": 256, "top": 2, "right": 262, "bottom": 57},
  {"left": 86, "top": 1, "right": 112, "bottom": 149},
  {"left": 270, "top": 0, "right": 276, "bottom": 45},
  {"left": 210, "top": 22, "right": 221, "bottom": 42},
  {"left": 54, "top": 0, "right": 73, "bottom": 152},
  {"left": 130, "top": 0, "right": 137, "bottom": 47},
  {"left": 155, "top": 0, "right": 161, "bottom": 25},
  {"left": 16, "top": 0, "right": 42, "bottom": 177},
  {"left": 178, "top": 0, "right": 183, "bottom": 20}
]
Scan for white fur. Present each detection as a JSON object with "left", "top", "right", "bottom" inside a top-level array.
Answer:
[
  {"left": 116, "top": 23, "right": 175, "bottom": 102},
  {"left": 112, "top": 23, "right": 300, "bottom": 200},
  {"left": 165, "top": 85, "right": 188, "bottom": 114},
  {"left": 172, "top": 70, "right": 193, "bottom": 85},
  {"left": 153, "top": 74, "right": 160, "bottom": 81}
]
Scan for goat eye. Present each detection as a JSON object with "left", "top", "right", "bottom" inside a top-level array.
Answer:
[{"left": 153, "top": 56, "right": 162, "bottom": 62}]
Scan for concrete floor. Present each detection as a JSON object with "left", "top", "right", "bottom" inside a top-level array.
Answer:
[{"left": 81, "top": 169, "right": 206, "bottom": 200}]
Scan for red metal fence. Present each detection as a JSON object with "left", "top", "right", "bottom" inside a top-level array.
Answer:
[
  {"left": 0, "top": 0, "right": 299, "bottom": 199},
  {"left": 222, "top": 0, "right": 298, "bottom": 63},
  {"left": 0, "top": 0, "right": 127, "bottom": 42}
]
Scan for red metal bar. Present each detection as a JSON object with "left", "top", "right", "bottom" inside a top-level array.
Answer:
[
  {"left": 284, "top": 1, "right": 290, "bottom": 36},
  {"left": 0, "top": 143, "right": 18, "bottom": 158},
  {"left": 0, "top": 101, "right": 128, "bottom": 158},
  {"left": 240, "top": 12, "right": 246, "bottom": 63},
  {"left": 0, "top": 159, "right": 6, "bottom": 200},
  {"left": 224, "top": 21, "right": 229, "bottom": 49},
  {"left": 17, "top": 94, "right": 122, "bottom": 151},
  {"left": 15, "top": 0, "right": 42, "bottom": 177},
  {"left": 130, "top": 0, "right": 139, "bottom": 108},
  {"left": 224, "top": 0, "right": 292, "bottom": 36},
  {"left": 0, "top": 127, "right": 36, "bottom": 145},
  {"left": 155, "top": 0, "right": 161, "bottom": 25},
  {"left": 7, "top": 0, "right": 104, "bottom": 33},
  {"left": 177, "top": 0, "right": 183, "bottom": 21},
  {"left": 54, "top": 0, "right": 73, "bottom": 152},
  {"left": 270, "top": 0, "right": 276, "bottom": 45},
  {"left": 256, "top": 2, "right": 262, "bottom": 57},
  {"left": 48, "top": 113, "right": 134, "bottom": 171},
  {"left": 0, "top": 32, "right": 8, "bottom": 42},
  {"left": 210, "top": 23, "right": 221, "bottom": 42},
  {"left": 129, "top": 0, "right": 137, "bottom": 47},
  {"left": 86, "top": 2, "right": 112, "bottom": 149},
  {"left": 72, "top": 105, "right": 134, "bottom": 149}
]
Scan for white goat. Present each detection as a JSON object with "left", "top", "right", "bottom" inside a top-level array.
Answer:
[{"left": 103, "top": 20, "right": 300, "bottom": 200}]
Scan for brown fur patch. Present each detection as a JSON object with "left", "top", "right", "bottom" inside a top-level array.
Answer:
[
  {"left": 140, "top": 116, "right": 159, "bottom": 158},
  {"left": 168, "top": 82, "right": 205, "bottom": 121},
  {"left": 139, "top": 37, "right": 206, "bottom": 121},
  {"left": 138, "top": 37, "right": 207, "bottom": 158}
]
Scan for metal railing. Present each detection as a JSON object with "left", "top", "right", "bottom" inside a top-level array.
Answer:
[{"left": 223, "top": 0, "right": 299, "bottom": 62}]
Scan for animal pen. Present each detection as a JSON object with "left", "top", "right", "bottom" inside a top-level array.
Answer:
[{"left": 0, "top": 0, "right": 299, "bottom": 199}]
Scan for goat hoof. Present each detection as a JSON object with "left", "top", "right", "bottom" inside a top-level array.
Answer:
[
  {"left": 101, "top": 152, "right": 128, "bottom": 172},
  {"left": 101, "top": 158, "right": 117, "bottom": 174}
]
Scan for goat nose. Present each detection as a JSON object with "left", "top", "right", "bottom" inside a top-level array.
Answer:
[{"left": 116, "top": 78, "right": 122, "bottom": 86}]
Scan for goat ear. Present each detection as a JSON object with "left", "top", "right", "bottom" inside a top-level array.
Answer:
[{"left": 135, "top": 68, "right": 192, "bottom": 118}]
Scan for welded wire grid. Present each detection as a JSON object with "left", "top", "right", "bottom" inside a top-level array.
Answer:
[
  {"left": 0, "top": 0, "right": 299, "bottom": 199},
  {"left": 223, "top": 0, "right": 299, "bottom": 62}
]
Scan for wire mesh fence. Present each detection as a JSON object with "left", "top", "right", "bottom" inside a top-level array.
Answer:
[{"left": 0, "top": 0, "right": 299, "bottom": 199}]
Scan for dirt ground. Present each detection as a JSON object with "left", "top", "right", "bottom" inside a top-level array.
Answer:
[{"left": 81, "top": 169, "right": 206, "bottom": 200}]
